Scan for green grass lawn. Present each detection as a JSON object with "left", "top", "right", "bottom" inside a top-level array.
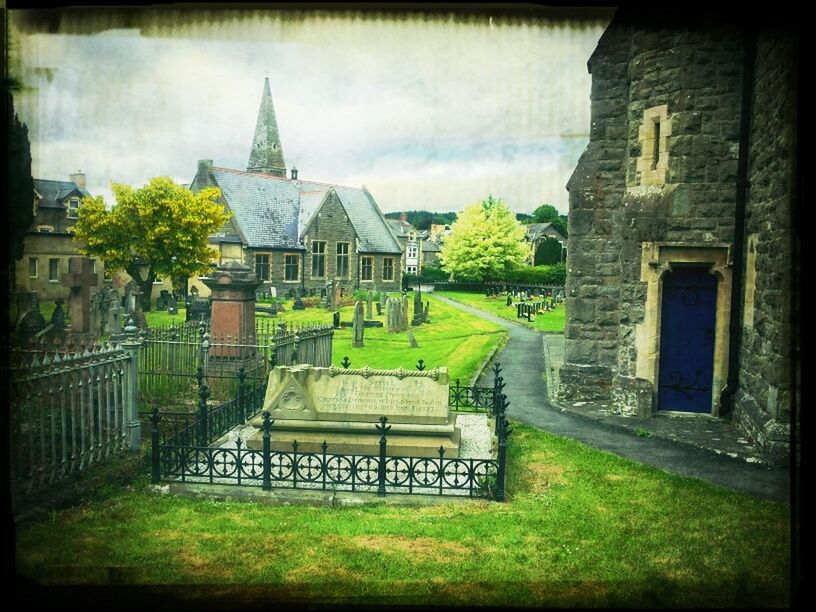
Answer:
[
  {"left": 436, "top": 290, "right": 565, "bottom": 333},
  {"left": 268, "top": 294, "right": 506, "bottom": 384},
  {"left": 144, "top": 295, "right": 505, "bottom": 385},
  {"left": 14, "top": 422, "right": 790, "bottom": 607}
]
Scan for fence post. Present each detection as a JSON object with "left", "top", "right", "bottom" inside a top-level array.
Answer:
[
  {"left": 262, "top": 411, "right": 272, "bottom": 491},
  {"left": 198, "top": 383, "right": 210, "bottom": 446},
  {"left": 150, "top": 406, "right": 162, "bottom": 484},
  {"left": 121, "top": 318, "right": 142, "bottom": 452},
  {"left": 196, "top": 365, "right": 204, "bottom": 389},
  {"left": 375, "top": 416, "right": 390, "bottom": 497},
  {"left": 496, "top": 413, "right": 511, "bottom": 502},
  {"left": 237, "top": 367, "right": 247, "bottom": 423}
]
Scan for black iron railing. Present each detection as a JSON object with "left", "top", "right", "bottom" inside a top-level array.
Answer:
[{"left": 150, "top": 362, "right": 511, "bottom": 501}]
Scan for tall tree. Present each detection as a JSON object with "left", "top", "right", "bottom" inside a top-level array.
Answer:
[
  {"left": 72, "top": 177, "right": 229, "bottom": 310},
  {"left": 440, "top": 195, "right": 527, "bottom": 282}
]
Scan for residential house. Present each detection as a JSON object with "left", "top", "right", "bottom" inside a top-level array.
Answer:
[
  {"left": 386, "top": 214, "right": 424, "bottom": 275},
  {"left": 16, "top": 172, "right": 104, "bottom": 300}
]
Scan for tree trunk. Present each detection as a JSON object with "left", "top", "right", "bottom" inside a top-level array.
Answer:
[{"left": 126, "top": 264, "right": 155, "bottom": 312}]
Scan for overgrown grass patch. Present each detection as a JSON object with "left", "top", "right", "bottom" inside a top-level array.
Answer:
[
  {"left": 15, "top": 422, "right": 790, "bottom": 607},
  {"left": 437, "top": 290, "right": 565, "bottom": 333}
]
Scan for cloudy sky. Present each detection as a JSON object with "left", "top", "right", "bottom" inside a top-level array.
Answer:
[{"left": 11, "top": 8, "right": 611, "bottom": 215}]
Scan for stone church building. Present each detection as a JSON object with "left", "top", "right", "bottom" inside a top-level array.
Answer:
[
  {"left": 560, "top": 10, "right": 798, "bottom": 465},
  {"left": 190, "top": 78, "right": 402, "bottom": 298}
]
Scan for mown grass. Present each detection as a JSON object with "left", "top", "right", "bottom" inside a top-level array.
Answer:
[
  {"left": 437, "top": 290, "right": 565, "bottom": 333},
  {"left": 260, "top": 294, "right": 506, "bottom": 384},
  {"left": 14, "top": 422, "right": 790, "bottom": 607}
]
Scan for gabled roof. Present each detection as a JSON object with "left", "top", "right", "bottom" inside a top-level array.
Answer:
[
  {"left": 386, "top": 218, "right": 420, "bottom": 239},
  {"left": 32, "top": 179, "right": 90, "bottom": 209},
  {"left": 205, "top": 167, "right": 401, "bottom": 254},
  {"left": 525, "top": 222, "right": 567, "bottom": 242}
]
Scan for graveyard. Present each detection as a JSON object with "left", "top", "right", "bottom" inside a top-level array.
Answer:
[{"left": 437, "top": 289, "right": 566, "bottom": 333}]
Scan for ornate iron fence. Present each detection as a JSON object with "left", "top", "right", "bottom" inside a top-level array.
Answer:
[
  {"left": 9, "top": 339, "right": 140, "bottom": 501},
  {"left": 138, "top": 320, "right": 333, "bottom": 409},
  {"left": 150, "top": 363, "right": 511, "bottom": 501}
]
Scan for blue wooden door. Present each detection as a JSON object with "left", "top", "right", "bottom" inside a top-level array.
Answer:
[{"left": 658, "top": 266, "right": 717, "bottom": 413}]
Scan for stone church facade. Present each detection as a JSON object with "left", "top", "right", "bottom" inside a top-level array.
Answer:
[
  {"left": 560, "top": 10, "right": 798, "bottom": 465},
  {"left": 190, "top": 78, "right": 403, "bottom": 298}
]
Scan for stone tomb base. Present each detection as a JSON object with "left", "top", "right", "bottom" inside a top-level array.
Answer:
[{"left": 247, "top": 364, "right": 461, "bottom": 457}]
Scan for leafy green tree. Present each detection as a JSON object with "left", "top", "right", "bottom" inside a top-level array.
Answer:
[
  {"left": 440, "top": 195, "right": 527, "bottom": 282},
  {"left": 531, "top": 203, "right": 568, "bottom": 236},
  {"left": 73, "top": 177, "right": 229, "bottom": 310}
]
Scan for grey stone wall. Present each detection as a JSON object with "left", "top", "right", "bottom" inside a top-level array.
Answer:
[
  {"left": 560, "top": 20, "right": 630, "bottom": 401},
  {"left": 734, "top": 31, "right": 799, "bottom": 466}
]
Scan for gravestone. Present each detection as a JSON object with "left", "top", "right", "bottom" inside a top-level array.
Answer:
[
  {"left": 352, "top": 300, "right": 364, "bottom": 348},
  {"left": 124, "top": 280, "right": 138, "bottom": 315},
  {"left": 247, "top": 365, "right": 461, "bottom": 457},
  {"left": 156, "top": 289, "right": 172, "bottom": 311},
  {"left": 407, "top": 330, "right": 419, "bottom": 348},
  {"left": 366, "top": 289, "right": 373, "bottom": 320},
  {"left": 380, "top": 290, "right": 388, "bottom": 311},
  {"left": 506, "top": 294, "right": 513, "bottom": 307},
  {"left": 202, "top": 261, "right": 261, "bottom": 359},
  {"left": 292, "top": 288, "right": 306, "bottom": 311},
  {"left": 333, "top": 311, "right": 341, "bottom": 329},
  {"left": 50, "top": 298, "right": 66, "bottom": 330},
  {"left": 325, "top": 280, "right": 335, "bottom": 310},
  {"left": 376, "top": 302, "right": 382, "bottom": 316},
  {"left": 423, "top": 301, "right": 429, "bottom": 322},
  {"left": 411, "top": 286, "right": 423, "bottom": 326},
  {"left": 60, "top": 257, "right": 98, "bottom": 334},
  {"left": 401, "top": 295, "right": 409, "bottom": 332},
  {"left": 386, "top": 297, "right": 398, "bottom": 333},
  {"left": 16, "top": 298, "right": 46, "bottom": 345}
]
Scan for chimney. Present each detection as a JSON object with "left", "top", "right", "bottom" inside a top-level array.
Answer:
[
  {"left": 400, "top": 212, "right": 407, "bottom": 222},
  {"left": 69, "top": 170, "right": 86, "bottom": 189},
  {"left": 291, "top": 166, "right": 298, "bottom": 180},
  {"left": 198, "top": 159, "right": 214, "bottom": 175}
]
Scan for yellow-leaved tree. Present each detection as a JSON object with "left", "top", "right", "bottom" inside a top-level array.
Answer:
[
  {"left": 73, "top": 177, "right": 230, "bottom": 310},
  {"left": 440, "top": 195, "right": 527, "bottom": 282}
]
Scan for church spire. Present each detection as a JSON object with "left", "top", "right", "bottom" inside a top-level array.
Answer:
[{"left": 247, "top": 77, "right": 286, "bottom": 177}]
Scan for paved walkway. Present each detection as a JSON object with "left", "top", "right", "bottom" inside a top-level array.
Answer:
[{"left": 435, "top": 295, "right": 790, "bottom": 503}]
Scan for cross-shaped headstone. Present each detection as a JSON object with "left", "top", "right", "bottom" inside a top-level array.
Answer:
[{"left": 61, "top": 257, "right": 98, "bottom": 333}]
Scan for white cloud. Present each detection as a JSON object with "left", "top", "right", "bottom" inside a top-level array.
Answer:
[{"left": 11, "top": 11, "right": 608, "bottom": 214}]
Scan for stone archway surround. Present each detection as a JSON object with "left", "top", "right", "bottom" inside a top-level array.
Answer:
[{"left": 635, "top": 242, "right": 733, "bottom": 417}]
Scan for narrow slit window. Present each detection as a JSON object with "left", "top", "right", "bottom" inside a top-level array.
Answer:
[{"left": 652, "top": 119, "right": 661, "bottom": 169}]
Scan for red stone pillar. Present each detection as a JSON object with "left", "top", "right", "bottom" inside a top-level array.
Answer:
[{"left": 202, "top": 261, "right": 261, "bottom": 358}]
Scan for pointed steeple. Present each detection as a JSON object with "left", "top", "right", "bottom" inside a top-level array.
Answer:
[{"left": 247, "top": 77, "right": 287, "bottom": 177}]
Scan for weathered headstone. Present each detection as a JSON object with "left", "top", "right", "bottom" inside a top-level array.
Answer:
[
  {"left": 325, "top": 280, "right": 335, "bottom": 310},
  {"left": 50, "top": 298, "right": 66, "bottom": 330},
  {"left": 332, "top": 311, "right": 341, "bottom": 329},
  {"left": 401, "top": 295, "right": 409, "bottom": 332},
  {"left": 411, "top": 286, "right": 423, "bottom": 326},
  {"left": 423, "top": 301, "right": 429, "bottom": 322},
  {"left": 124, "top": 280, "right": 138, "bottom": 315},
  {"left": 248, "top": 365, "right": 460, "bottom": 457},
  {"left": 202, "top": 261, "right": 261, "bottom": 358},
  {"left": 506, "top": 294, "right": 513, "bottom": 307},
  {"left": 407, "top": 330, "right": 419, "bottom": 348},
  {"left": 366, "top": 289, "right": 373, "bottom": 320},
  {"left": 156, "top": 289, "right": 172, "bottom": 311},
  {"left": 60, "top": 257, "right": 98, "bottom": 334},
  {"left": 380, "top": 290, "right": 388, "bottom": 311},
  {"left": 352, "top": 300, "right": 364, "bottom": 347},
  {"left": 375, "top": 302, "right": 382, "bottom": 316},
  {"left": 17, "top": 300, "right": 46, "bottom": 345},
  {"left": 386, "top": 298, "right": 398, "bottom": 333},
  {"left": 292, "top": 287, "right": 306, "bottom": 311}
]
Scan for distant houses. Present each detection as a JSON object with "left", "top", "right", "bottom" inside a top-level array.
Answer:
[{"left": 16, "top": 172, "right": 104, "bottom": 300}]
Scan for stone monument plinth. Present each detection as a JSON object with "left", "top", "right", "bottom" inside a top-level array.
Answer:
[
  {"left": 202, "top": 261, "right": 261, "bottom": 358},
  {"left": 247, "top": 365, "right": 461, "bottom": 457}
]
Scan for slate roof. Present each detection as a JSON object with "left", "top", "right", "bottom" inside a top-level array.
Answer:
[
  {"left": 526, "top": 222, "right": 567, "bottom": 242},
  {"left": 207, "top": 168, "right": 401, "bottom": 254},
  {"left": 386, "top": 218, "right": 419, "bottom": 239},
  {"left": 32, "top": 179, "right": 90, "bottom": 209}
]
